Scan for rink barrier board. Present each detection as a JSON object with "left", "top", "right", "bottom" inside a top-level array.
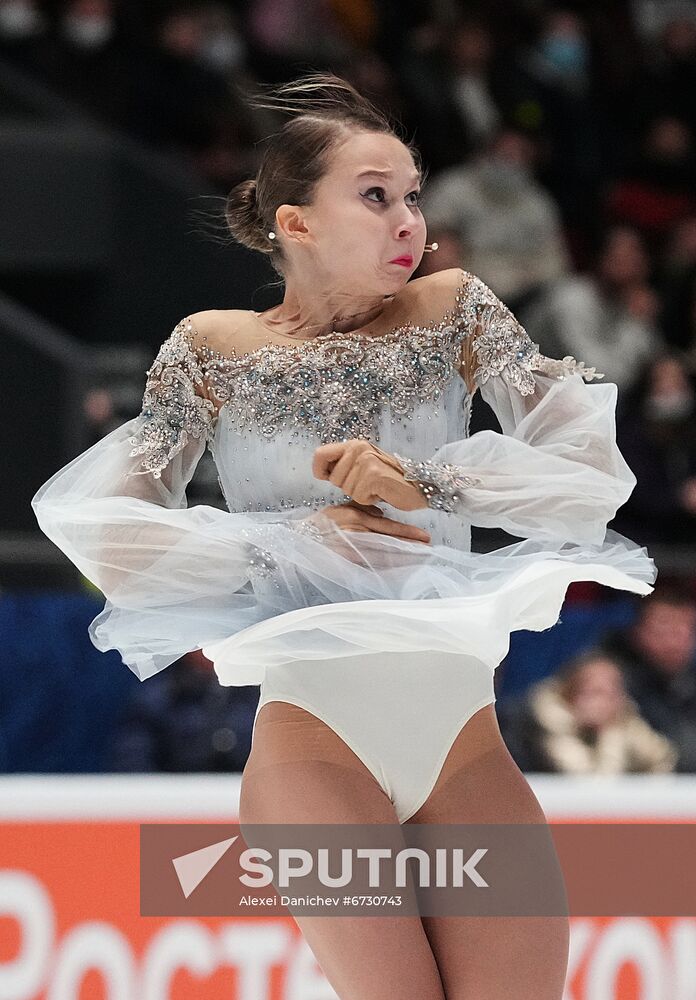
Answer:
[{"left": 1, "top": 774, "right": 695, "bottom": 1000}]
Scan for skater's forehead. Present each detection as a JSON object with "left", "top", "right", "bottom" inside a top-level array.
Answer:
[{"left": 328, "top": 132, "right": 420, "bottom": 183}]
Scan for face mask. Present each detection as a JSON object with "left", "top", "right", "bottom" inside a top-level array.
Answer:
[
  {"left": 61, "top": 13, "right": 114, "bottom": 49},
  {"left": 540, "top": 34, "right": 588, "bottom": 75},
  {"left": 645, "top": 392, "right": 695, "bottom": 422},
  {"left": 0, "top": 1, "right": 44, "bottom": 37},
  {"left": 479, "top": 159, "right": 529, "bottom": 195},
  {"left": 200, "top": 31, "right": 244, "bottom": 73}
]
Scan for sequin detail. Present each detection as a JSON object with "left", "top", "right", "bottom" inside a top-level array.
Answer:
[
  {"left": 465, "top": 274, "right": 603, "bottom": 395},
  {"left": 234, "top": 517, "right": 330, "bottom": 584},
  {"left": 130, "top": 270, "right": 601, "bottom": 487},
  {"left": 128, "top": 319, "right": 216, "bottom": 477},
  {"left": 286, "top": 517, "right": 328, "bottom": 542},
  {"left": 393, "top": 453, "right": 482, "bottom": 514},
  {"left": 200, "top": 328, "right": 465, "bottom": 445}
]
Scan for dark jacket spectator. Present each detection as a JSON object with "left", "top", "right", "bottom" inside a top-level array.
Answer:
[
  {"left": 601, "top": 586, "right": 696, "bottom": 772},
  {"left": 613, "top": 353, "right": 696, "bottom": 544}
]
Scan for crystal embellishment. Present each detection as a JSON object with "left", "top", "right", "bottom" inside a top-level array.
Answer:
[
  {"left": 393, "top": 453, "right": 481, "bottom": 514},
  {"left": 464, "top": 274, "right": 603, "bottom": 395},
  {"left": 199, "top": 325, "right": 464, "bottom": 444},
  {"left": 128, "top": 319, "right": 216, "bottom": 477},
  {"left": 127, "top": 270, "right": 603, "bottom": 488}
]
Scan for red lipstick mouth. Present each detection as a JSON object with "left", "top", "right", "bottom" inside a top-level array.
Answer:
[{"left": 389, "top": 256, "right": 413, "bottom": 266}]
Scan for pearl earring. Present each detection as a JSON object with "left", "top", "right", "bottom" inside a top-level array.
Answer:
[
  {"left": 268, "top": 231, "right": 276, "bottom": 239},
  {"left": 423, "top": 242, "right": 439, "bottom": 252}
]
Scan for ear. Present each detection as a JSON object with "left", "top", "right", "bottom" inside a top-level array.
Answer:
[{"left": 275, "top": 204, "right": 310, "bottom": 244}]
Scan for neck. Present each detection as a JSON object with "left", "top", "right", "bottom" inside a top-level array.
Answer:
[{"left": 261, "top": 271, "right": 393, "bottom": 338}]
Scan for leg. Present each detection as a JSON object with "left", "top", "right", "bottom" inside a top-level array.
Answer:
[
  {"left": 240, "top": 701, "right": 446, "bottom": 1000},
  {"left": 405, "top": 704, "right": 569, "bottom": 1000}
]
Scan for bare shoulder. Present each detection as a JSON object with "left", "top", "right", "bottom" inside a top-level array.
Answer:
[
  {"left": 186, "top": 308, "right": 252, "bottom": 340},
  {"left": 185, "top": 308, "right": 257, "bottom": 353},
  {"left": 408, "top": 267, "right": 468, "bottom": 296},
  {"left": 400, "top": 267, "right": 472, "bottom": 325},
  {"left": 409, "top": 266, "right": 521, "bottom": 320}
]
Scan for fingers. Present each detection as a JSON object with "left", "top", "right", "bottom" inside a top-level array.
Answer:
[
  {"left": 312, "top": 442, "right": 346, "bottom": 480},
  {"left": 360, "top": 513, "right": 431, "bottom": 543},
  {"left": 320, "top": 499, "right": 430, "bottom": 545},
  {"left": 313, "top": 440, "right": 381, "bottom": 495},
  {"left": 345, "top": 501, "right": 384, "bottom": 516},
  {"left": 333, "top": 450, "right": 366, "bottom": 495},
  {"left": 345, "top": 449, "right": 390, "bottom": 505}
]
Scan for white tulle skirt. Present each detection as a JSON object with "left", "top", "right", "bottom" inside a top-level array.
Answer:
[{"left": 81, "top": 504, "right": 654, "bottom": 686}]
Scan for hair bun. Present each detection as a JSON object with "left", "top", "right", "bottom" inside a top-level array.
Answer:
[{"left": 224, "top": 178, "right": 271, "bottom": 256}]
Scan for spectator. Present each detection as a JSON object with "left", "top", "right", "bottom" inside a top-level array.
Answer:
[
  {"left": 110, "top": 651, "right": 259, "bottom": 773},
  {"left": 197, "top": 2, "right": 247, "bottom": 78},
  {"left": 520, "top": 224, "right": 663, "bottom": 397},
  {"left": 393, "top": 18, "right": 471, "bottom": 172},
  {"left": 613, "top": 353, "right": 696, "bottom": 543},
  {"left": 0, "top": 0, "right": 48, "bottom": 69},
  {"left": 36, "top": 0, "right": 132, "bottom": 127},
  {"left": 124, "top": 6, "right": 234, "bottom": 159},
  {"left": 633, "top": 11, "right": 696, "bottom": 136},
  {"left": 605, "top": 115, "right": 696, "bottom": 244},
  {"left": 245, "top": 0, "right": 350, "bottom": 83},
  {"left": 602, "top": 586, "right": 696, "bottom": 772},
  {"left": 446, "top": 19, "right": 502, "bottom": 146},
  {"left": 658, "top": 221, "right": 696, "bottom": 356},
  {"left": 499, "top": 8, "right": 606, "bottom": 242},
  {"left": 498, "top": 649, "right": 677, "bottom": 774},
  {"left": 420, "top": 126, "right": 570, "bottom": 309}
]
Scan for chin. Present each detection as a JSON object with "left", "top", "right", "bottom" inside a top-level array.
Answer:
[{"left": 385, "top": 267, "right": 413, "bottom": 283}]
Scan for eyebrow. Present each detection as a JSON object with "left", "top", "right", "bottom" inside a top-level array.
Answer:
[{"left": 357, "top": 169, "right": 421, "bottom": 184}]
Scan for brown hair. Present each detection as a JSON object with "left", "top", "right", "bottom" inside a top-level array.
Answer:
[
  {"left": 554, "top": 649, "right": 624, "bottom": 704},
  {"left": 221, "top": 71, "right": 425, "bottom": 279}
]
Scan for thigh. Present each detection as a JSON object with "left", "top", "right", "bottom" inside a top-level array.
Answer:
[
  {"left": 240, "top": 700, "right": 396, "bottom": 825},
  {"left": 239, "top": 700, "right": 447, "bottom": 1000},
  {"left": 406, "top": 707, "right": 569, "bottom": 1000}
]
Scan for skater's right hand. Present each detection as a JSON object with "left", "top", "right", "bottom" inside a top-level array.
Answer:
[{"left": 309, "top": 500, "right": 431, "bottom": 545}]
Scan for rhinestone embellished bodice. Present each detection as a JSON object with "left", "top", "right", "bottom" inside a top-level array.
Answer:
[
  {"left": 127, "top": 269, "right": 598, "bottom": 523},
  {"left": 205, "top": 313, "right": 473, "bottom": 515}
]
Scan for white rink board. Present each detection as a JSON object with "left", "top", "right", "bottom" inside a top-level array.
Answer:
[{"left": 0, "top": 773, "right": 695, "bottom": 818}]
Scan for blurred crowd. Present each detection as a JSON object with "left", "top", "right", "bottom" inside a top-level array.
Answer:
[
  {"left": 4, "top": 0, "right": 694, "bottom": 544},
  {"left": 4, "top": 0, "right": 696, "bottom": 776}
]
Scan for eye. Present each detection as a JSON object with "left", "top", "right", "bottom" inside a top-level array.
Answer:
[{"left": 362, "top": 186, "right": 422, "bottom": 206}]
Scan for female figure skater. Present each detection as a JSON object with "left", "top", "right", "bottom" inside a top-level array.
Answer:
[{"left": 32, "top": 74, "right": 656, "bottom": 998}]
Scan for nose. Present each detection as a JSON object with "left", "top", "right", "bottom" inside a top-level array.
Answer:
[{"left": 394, "top": 205, "right": 415, "bottom": 239}]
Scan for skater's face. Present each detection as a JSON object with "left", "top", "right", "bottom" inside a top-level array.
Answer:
[{"left": 275, "top": 131, "right": 427, "bottom": 295}]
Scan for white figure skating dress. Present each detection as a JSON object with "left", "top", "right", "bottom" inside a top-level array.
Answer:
[{"left": 31, "top": 267, "right": 656, "bottom": 818}]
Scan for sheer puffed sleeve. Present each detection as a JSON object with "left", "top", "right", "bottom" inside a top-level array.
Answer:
[
  {"left": 31, "top": 318, "right": 260, "bottom": 680},
  {"left": 392, "top": 270, "right": 636, "bottom": 546},
  {"left": 32, "top": 317, "right": 215, "bottom": 583}
]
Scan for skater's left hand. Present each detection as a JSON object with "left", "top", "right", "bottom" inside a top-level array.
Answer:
[{"left": 312, "top": 440, "right": 429, "bottom": 511}]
